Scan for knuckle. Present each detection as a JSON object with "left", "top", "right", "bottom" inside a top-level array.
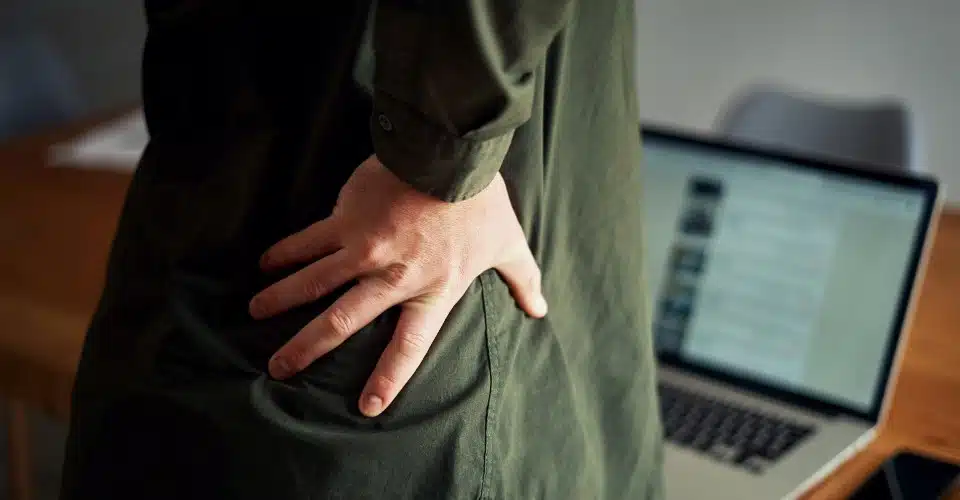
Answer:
[
  {"left": 357, "top": 239, "right": 388, "bottom": 268},
  {"left": 373, "top": 372, "right": 399, "bottom": 392},
  {"left": 380, "top": 262, "right": 412, "bottom": 288},
  {"left": 325, "top": 307, "right": 354, "bottom": 338},
  {"left": 367, "top": 284, "right": 393, "bottom": 304},
  {"left": 301, "top": 276, "right": 328, "bottom": 300},
  {"left": 397, "top": 330, "right": 430, "bottom": 359}
]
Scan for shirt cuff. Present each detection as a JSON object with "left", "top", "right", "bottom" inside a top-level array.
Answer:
[{"left": 370, "top": 90, "right": 514, "bottom": 203}]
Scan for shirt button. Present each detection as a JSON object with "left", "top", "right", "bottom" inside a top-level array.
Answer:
[{"left": 377, "top": 114, "right": 393, "bottom": 132}]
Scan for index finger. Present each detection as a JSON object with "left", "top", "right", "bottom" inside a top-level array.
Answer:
[
  {"left": 261, "top": 217, "right": 340, "bottom": 270},
  {"left": 358, "top": 302, "right": 449, "bottom": 417}
]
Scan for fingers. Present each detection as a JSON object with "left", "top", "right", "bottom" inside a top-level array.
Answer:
[
  {"left": 495, "top": 247, "right": 548, "bottom": 318},
  {"left": 358, "top": 302, "right": 448, "bottom": 417},
  {"left": 260, "top": 218, "right": 340, "bottom": 270},
  {"left": 268, "top": 275, "right": 405, "bottom": 380},
  {"left": 249, "top": 250, "right": 358, "bottom": 319}
]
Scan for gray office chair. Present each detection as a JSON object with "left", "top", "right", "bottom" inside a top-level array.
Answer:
[
  {"left": 715, "top": 83, "right": 921, "bottom": 173},
  {"left": 0, "top": 30, "right": 84, "bottom": 143}
]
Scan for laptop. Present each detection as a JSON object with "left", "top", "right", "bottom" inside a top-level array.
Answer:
[{"left": 640, "top": 126, "right": 942, "bottom": 500}]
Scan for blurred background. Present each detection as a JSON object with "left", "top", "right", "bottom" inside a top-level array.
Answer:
[
  {"left": 0, "top": 0, "right": 142, "bottom": 140},
  {"left": 2, "top": 0, "right": 958, "bottom": 197},
  {"left": 1, "top": 0, "right": 958, "bottom": 499},
  {"left": 636, "top": 0, "right": 959, "bottom": 200}
]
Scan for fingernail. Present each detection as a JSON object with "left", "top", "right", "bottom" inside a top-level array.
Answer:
[
  {"left": 259, "top": 253, "right": 273, "bottom": 269},
  {"left": 269, "top": 357, "right": 292, "bottom": 379},
  {"left": 533, "top": 295, "right": 549, "bottom": 317},
  {"left": 248, "top": 298, "right": 264, "bottom": 318},
  {"left": 362, "top": 394, "right": 383, "bottom": 417}
]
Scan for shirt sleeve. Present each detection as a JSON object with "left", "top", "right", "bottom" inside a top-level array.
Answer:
[{"left": 371, "top": 0, "right": 574, "bottom": 202}]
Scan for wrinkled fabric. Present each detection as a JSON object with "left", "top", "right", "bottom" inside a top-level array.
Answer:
[{"left": 60, "top": 1, "right": 663, "bottom": 499}]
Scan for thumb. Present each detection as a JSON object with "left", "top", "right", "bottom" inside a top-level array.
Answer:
[{"left": 496, "top": 247, "right": 548, "bottom": 318}]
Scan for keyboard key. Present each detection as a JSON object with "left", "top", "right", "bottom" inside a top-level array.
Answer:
[
  {"left": 708, "top": 443, "right": 739, "bottom": 462},
  {"left": 743, "top": 456, "right": 772, "bottom": 474},
  {"left": 658, "top": 382, "right": 815, "bottom": 472}
]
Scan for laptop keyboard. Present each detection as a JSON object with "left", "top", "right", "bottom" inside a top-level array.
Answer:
[{"left": 658, "top": 382, "right": 815, "bottom": 474}]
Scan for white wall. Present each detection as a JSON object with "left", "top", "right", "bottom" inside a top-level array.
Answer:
[{"left": 635, "top": 0, "right": 960, "bottom": 205}]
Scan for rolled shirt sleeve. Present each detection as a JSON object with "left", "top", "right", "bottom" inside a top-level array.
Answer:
[{"left": 371, "top": 0, "right": 574, "bottom": 202}]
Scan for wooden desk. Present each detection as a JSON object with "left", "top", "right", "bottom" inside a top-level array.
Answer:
[
  {"left": 803, "top": 211, "right": 960, "bottom": 498},
  {"left": 0, "top": 116, "right": 131, "bottom": 421},
  {"left": 1, "top": 118, "right": 959, "bottom": 498}
]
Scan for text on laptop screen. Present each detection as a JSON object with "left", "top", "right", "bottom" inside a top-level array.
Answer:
[{"left": 642, "top": 135, "right": 927, "bottom": 414}]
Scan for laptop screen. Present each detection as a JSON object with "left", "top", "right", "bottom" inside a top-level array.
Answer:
[{"left": 642, "top": 130, "right": 935, "bottom": 416}]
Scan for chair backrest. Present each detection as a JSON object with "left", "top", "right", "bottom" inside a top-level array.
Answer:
[
  {"left": 0, "top": 30, "right": 84, "bottom": 143},
  {"left": 715, "top": 84, "right": 918, "bottom": 173}
]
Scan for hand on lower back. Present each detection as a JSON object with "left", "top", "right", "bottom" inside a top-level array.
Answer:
[{"left": 249, "top": 155, "right": 547, "bottom": 417}]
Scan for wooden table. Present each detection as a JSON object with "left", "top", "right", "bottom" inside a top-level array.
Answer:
[
  {"left": 1, "top": 114, "right": 132, "bottom": 420},
  {"left": 0, "top": 114, "right": 132, "bottom": 500},
  {"left": 1, "top": 117, "right": 959, "bottom": 499},
  {"left": 802, "top": 211, "right": 960, "bottom": 498}
]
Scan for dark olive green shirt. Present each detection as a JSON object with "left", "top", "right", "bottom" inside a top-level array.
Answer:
[{"left": 61, "top": 1, "right": 663, "bottom": 499}]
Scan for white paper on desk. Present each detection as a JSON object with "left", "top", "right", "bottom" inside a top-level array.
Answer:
[{"left": 48, "top": 109, "right": 148, "bottom": 172}]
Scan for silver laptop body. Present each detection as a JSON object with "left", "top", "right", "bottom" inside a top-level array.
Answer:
[{"left": 641, "top": 127, "right": 942, "bottom": 500}]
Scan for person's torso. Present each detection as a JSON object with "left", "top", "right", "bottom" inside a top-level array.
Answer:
[{"left": 84, "top": 1, "right": 662, "bottom": 498}]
